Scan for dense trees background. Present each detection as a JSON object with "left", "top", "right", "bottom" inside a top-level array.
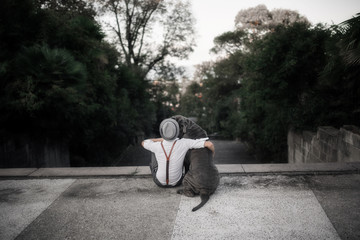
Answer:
[
  {"left": 0, "top": 0, "right": 192, "bottom": 166},
  {"left": 1, "top": 1, "right": 359, "bottom": 165},
  {"left": 179, "top": 5, "right": 360, "bottom": 162}
]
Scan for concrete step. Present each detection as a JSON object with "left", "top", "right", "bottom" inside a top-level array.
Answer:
[{"left": 0, "top": 162, "right": 359, "bottom": 178}]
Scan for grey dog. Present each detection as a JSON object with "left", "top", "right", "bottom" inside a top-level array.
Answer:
[{"left": 171, "top": 115, "right": 219, "bottom": 211}]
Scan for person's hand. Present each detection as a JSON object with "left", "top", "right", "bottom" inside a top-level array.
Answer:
[{"left": 204, "top": 141, "right": 215, "bottom": 157}]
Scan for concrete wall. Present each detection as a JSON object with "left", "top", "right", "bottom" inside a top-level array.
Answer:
[
  {"left": 0, "top": 136, "right": 70, "bottom": 168},
  {"left": 288, "top": 125, "right": 360, "bottom": 163}
]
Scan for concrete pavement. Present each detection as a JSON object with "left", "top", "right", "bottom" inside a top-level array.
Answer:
[
  {"left": 0, "top": 163, "right": 360, "bottom": 240},
  {"left": 212, "top": 140, "right": 259, "bottom": 164}
]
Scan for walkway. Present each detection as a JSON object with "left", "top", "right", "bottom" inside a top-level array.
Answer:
[{"left": 1, "top": 163, "right": 360, "bottom": 240}]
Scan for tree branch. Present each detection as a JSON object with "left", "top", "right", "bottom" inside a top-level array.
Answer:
[
  {"left": 146, "top": 48, "right": 167, "bottom": 75},
  {"left": 111, "top": 1, "right": 129, "bottom": 63},
  {"left": 135, "top": 6, "right": 158, "bottom": 65}
]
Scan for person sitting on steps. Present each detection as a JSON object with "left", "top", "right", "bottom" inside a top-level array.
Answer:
[{"left": 141, "top": 118, "right": 215, "bottom": 188}]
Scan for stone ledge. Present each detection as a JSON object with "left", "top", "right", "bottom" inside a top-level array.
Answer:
[
  {"left": 0, "top": 162, "right": 359, "bottom": 178},
  {"left": 0, "top": 168, "right": 38, "bottom": 176},
  {"left": 216, "top": 164, "right": 245, "bottom": 173},
  {"left": 241, "top": 162, "right": 359, "bottom": 173},
  {"left": 29, "top": 167, "right": 145, "bottom": 177}
]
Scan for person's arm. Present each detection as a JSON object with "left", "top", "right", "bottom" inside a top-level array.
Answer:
[
  {"left": 187, "top": 138, "right": 215, "bottom": 156},
  {"left": 150, "top": 138, "right": 164, "bottom": 142},
  {"left": 141, "top": 138, "right": 163, "bottom": 147},
  {"left": 204, "top": 141, "right": 215, "bottom": 156}
]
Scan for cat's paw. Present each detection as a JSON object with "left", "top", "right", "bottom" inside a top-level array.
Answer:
[{"left": 184, "top": 190, "right": 195, "bottom": 197}]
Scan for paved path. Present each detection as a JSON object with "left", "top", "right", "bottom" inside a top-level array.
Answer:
[
  {"left": 0, "top": 164, "right": 360, "bottom": 240},
  {"left": 115, "top": 140, "right": 256, "bottom": 166},
  {"left": 211, "top": 140, "right": 258, "bottom": 164}
]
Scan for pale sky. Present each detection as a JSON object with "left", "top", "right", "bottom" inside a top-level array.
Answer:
[{"left": 177, "top": 0, "right": 360, "bottom": 76}]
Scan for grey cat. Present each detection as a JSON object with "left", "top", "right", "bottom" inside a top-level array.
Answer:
[{"left": 171, "top": 115, "right": 220, "bottom": 211}]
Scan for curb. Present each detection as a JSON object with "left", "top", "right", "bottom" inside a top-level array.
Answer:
[{"left": 0, "top": 162, "right": 359, "bottom": 179}]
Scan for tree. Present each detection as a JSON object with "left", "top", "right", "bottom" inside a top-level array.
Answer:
[
  {"left": 179, "top": 81, "right": 204, "bottom": 120},
  {"left": 95, "top": 0, "right": 195, "bottom": 76},
  {"left": 200, "top": 52, "right": 244, "bottom": 135},
  {"left": 238, "top": 23, "right": 332, "bottom": 161},
  {"left": 34, "top": 0, "right": 96, "bottom": 18},
  {"left": 315, "top": 13, "right": 360, "bottom": 127},
  {"left": 180, "top": 52, "right": 244, "bottom": 136},
  {"left": 7, "top": 45, "right": 87, "bottom": 131},
  {"left": 0, "top": 0, "right": 143, "bottom": 166},
  {"left": 235, "top": 4, "right": 308, "bottom": 32},
  {"left": 211, "top": 30, "right": 248, "bottom": 55},
  {"left": 338, "top": 13, "right": 360, "bottom": 66},
  {"left": 149, "top": 77, "right": 180, "bottom": 130},
  {"left": 211, "top": 5, "right": 309, "bottom": 57}
]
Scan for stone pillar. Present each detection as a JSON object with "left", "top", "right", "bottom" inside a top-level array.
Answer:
[{"left": 338, "top": 126, "right": 360, "bottom": 162}]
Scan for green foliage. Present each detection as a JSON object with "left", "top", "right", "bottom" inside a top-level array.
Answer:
[
  {"left": 115, "top": 65, "right": 155, "bottom": 137},
  {"left": 188, "top": 52, "right": 243, "bottom": 136},
  {"left": 0, "top": 0, "right": 159, "bottom": 166},
  {"left": 179, "top": 82, "right": 204, "bottom": 120},
  {"left": 9, "top": 45, "right": 86, "bottom": 120},
  {"left": 211, "top": 30, "right": 248, "bottom": 54},
  {"left": 185, "top": 15, "right": 359, "bottom": 162},
  {"left": 0, "top": 0, "right": 42, "bottom": 60},
  {"left": 237, "top": 23, "right": 332, "bottom": 161},
  {"left": 314, "top": 13, "right": 360, "bottom": 127},
  {"left": 339, "top": 13, "right": 360, "bottom": 66}
]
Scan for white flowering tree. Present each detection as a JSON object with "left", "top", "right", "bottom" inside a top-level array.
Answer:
[
  {"left": 212, "top": 5, "right": 309, "bottom": 55},
  {"left": 234, "top": 4, "right": 309, "bottom": 32}
]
